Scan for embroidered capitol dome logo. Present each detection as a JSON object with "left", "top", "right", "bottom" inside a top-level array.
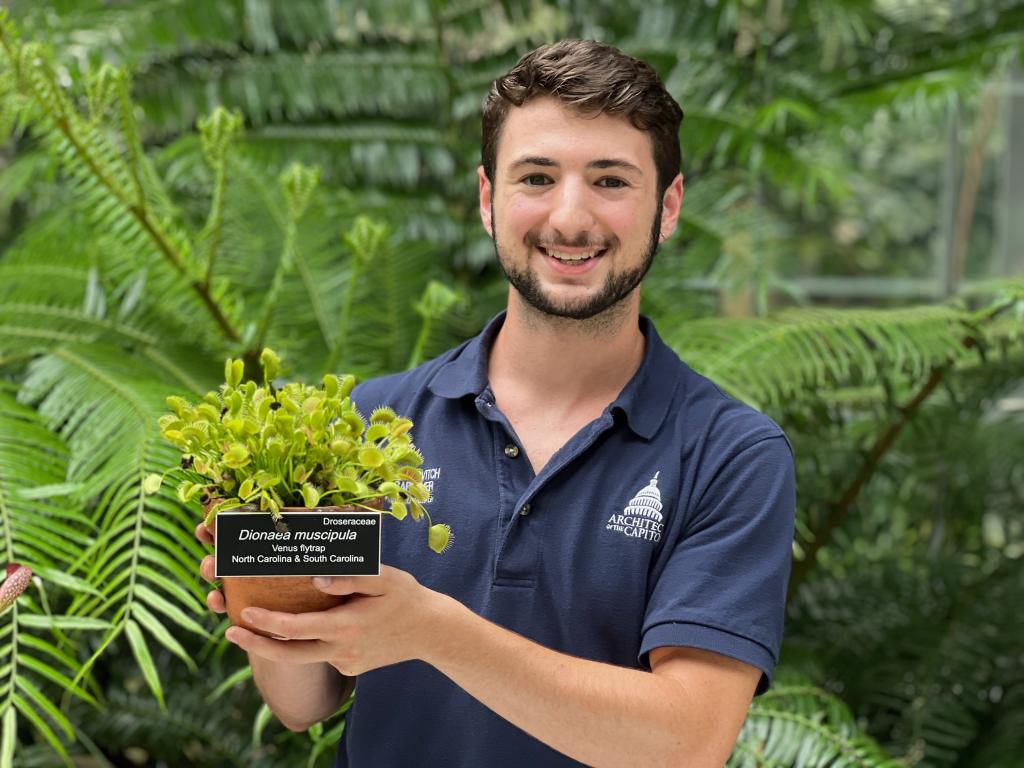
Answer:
[
  {"left": 605, "top": 472, "right": 665, "bottom": 543},
  {"left": 624, "top": 472, "right": 664, "bottom": 522}
]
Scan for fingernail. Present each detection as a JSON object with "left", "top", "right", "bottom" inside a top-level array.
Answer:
[
  {"left": 313, "top": 577, "right": 332, "bottom": 589},
  {"left": 241, "top": 608, "right": 255, "bottom": 623}
]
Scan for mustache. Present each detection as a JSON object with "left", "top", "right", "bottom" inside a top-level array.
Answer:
[{"left": 525, "top": 232, "right": 617, "bottom": 250}]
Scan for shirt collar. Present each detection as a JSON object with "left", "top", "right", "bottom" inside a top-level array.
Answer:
[
  {"left": 609, "top": 316, "right": 680, "bottom": 441},
  {"left": 426, "top": 311, "right": 504, "bottom": 400},
  {"left": 427, "top": 311, "right": 680, "bottom": 441}
]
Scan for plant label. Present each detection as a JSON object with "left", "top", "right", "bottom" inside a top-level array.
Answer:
[{"left": 214, "top": 511, "right": 381, "bottom": 577}]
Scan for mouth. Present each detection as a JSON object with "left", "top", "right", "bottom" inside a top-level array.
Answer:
[{"left": 536, "top": 245, "right": 608, "bottom": 273}]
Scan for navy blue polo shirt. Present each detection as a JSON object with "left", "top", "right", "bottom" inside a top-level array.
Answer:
[{"left": 335, "top": 312, "right": 795, "bottom": 768}]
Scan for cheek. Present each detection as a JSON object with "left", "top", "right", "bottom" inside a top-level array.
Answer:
[
  {"left": 603, "top": 201, "right": 653, "bottom": 242},
  {"left": 501, "top": 196, "right": 547, "bottom": 235},
  {"left": 598, "top": 205, "right": 643, "bottom": 241}
]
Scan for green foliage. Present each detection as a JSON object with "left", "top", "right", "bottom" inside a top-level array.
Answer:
[
  {"left": 150, "top": 348, "right": 449, "bottom": 553},
  {"left": 0, "top": 1, "right": 1021, "bottom": 766},
  {"left": 0, "top": 7, "right": 466, "bottom": 761},
  {"left": 662, "top": 284, "right": 1024, "bottom": 411},
  {"left": 731, "top": 682, "right": 905, "bottom": 768},
  {"left": 0, "top": 390, "right": 101, "bottom": 763}
]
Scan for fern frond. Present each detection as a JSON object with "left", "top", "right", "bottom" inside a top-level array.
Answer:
[
  {"left": 0, "top": 26, "right": 244, "bottom": 347},
  {"left": 15, "top": 344, "right": 210, "bottom": 709},
  {"left": 243, "top": 123, "right": 454, "bottom": 191},
  {"left": 8, "top": 0, "right": 250, "bottom": 71},
  {"left": 731, "top": 682, "right": 903, "bottom": 767},
  {"left": 0, "top": 223, "right": 221, "bottom": 395},
  {"left": 135, "top": 51, "right": 446, "bottom": 139},
  {"left": 666, "top": 305, "right": 972, "bottom": 409},
  {"left": 0, "top": 391, "right": 102, "bottom": 763}
]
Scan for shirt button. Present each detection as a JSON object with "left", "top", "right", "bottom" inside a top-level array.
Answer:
[
  {"left": 504, "top": 444, "right": 520, "bottom": 458},
  {"left": 519, "top": 503, "right": 531, "bottom": 517}
]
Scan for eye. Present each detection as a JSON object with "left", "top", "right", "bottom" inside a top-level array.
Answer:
[
  {"left": 597, "top": 177, "right": 628, "bottom": 189},
  {"left": 521, "top": 174, "right": 552, "bottom": 186}
]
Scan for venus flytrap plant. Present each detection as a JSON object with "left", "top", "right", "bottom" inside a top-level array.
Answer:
[{"left": 144, "top": 348, "right": 451, "bottom": 553}]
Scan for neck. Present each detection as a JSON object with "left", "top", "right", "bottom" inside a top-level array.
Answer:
[{"left": 487, "top": 289, "right": 646, "bottom": 408}]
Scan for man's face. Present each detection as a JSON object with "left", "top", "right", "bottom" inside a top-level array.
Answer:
[{"left": 479, "top": 96, "right": 682, "bottom": 320}]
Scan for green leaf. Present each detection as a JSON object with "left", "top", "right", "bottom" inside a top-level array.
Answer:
[
  {"left": 300, "top": 482, "right": 320, "bottom": 508},
  {"left": 30, "top": 567, "right": 102, "bottom": 597},
  {"left": 12, "top": 692, "right": 68, "bottom": 760},
  {"left": 252, "top": 702, "right": 275, "bottom": 747},
  {"left": 131, "top": 601, "right": 197, "bottom": 672},
  {"left": 358, "top": 446, "right": 384, "bottom": 468},
  {"left": 365, "top": 424, "right": 389, "bottom": 442},
  {"left": 1, "top": 708, "right": 16, "bottom": 768},
  {"left": 125, "top": 619, "right": 164, "bottom": 708},
  {"left": 205, "top": 665, "right": 254, "bottom": 704},
  {"left": 142, "top": 473, "right": 163, "bottom": 494},
  {"left": 428, "top": 523, "right": 451, "bottom": 554},
  {"left": 16, "top": 676, "right": 75, "bottom": 740},
  {"left": 18, "top": 615, "right": 113, "bottom": 630},
  {"left": 17, "top": 654, "right": 98, "bottom": 707},
  {"left": 134, "top": 583, "right": 209, "bottom": 637}
]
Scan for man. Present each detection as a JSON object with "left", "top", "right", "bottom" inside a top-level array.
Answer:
[{"left": 197, "top": 40, "right": 795, "bottom": 767}]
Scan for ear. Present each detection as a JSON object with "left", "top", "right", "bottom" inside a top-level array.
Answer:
[
  {"left": 658, "top": 172, "right": 684, "bottom": 242},
  {"left": 478, "top": 165, "right": 494, "bottom": 238}
]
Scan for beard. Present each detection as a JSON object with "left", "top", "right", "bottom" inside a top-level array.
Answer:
[{"left": 491, "top": 201, "right": 663, "bottom": 321}]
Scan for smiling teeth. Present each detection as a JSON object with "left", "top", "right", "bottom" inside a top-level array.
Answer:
[{"left": 549, "top": 249, "right": 599, "bottom": 261}]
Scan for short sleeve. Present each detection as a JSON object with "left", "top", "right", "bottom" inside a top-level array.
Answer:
[{"left": 639, "top": 434, "right": 795, "bottom": 694}]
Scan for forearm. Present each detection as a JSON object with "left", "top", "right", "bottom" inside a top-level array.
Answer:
[
  {"left": 249, "top": 654, "right": 352, "bottom": 732},
  {"left": 423, "top": 595, "right": 720, "bottom": 768}
]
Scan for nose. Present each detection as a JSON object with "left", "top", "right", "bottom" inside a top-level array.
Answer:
[{"left": 547, "top": 176, "right": 597, "bottom": 244}]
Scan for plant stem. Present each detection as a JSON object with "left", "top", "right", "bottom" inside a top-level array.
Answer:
[
  {"left": 407, "top": 315, "right": 432, "bottom": 370},
  {"left": 324, "top": 257, "right": 362, "bottom": 373},
  {"left": 203, "top": 156, "right": 229, "bottom": 289},
  {"left": 787, "top": 365, "right": 948, "bottom": 599},
  {"left": 251, "top": 219, "right": 297, "bottom": 354}
]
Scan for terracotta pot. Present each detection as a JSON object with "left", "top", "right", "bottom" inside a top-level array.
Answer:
[{"left": 204, "top": 502, "right": 379, "bottom": 637}]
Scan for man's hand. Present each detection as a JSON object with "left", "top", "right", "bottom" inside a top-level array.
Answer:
[
  {"left": 220, "top": 567, "right": 453, "bottom": 677},
  {"left": 195, "top": 522, "right": 227, "bottom": 613}
]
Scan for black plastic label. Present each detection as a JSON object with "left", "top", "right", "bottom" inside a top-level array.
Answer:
[{"left": 214, "top": 511, "right": 381, "bottom": 577}]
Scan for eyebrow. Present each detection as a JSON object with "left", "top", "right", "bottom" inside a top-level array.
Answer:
[{"left": 508, "top": 156, "right": 644, "bottom": 175}]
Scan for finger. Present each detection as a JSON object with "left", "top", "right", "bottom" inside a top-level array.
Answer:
[
  {"left": 206, "top": 589, "right": 226, "bottom": 613},
  {"left": 195, "top": 522, "right": 214, "bottom": 545},
  {"left": 239, "top": 606, "right": 346, "bottom": 641},
  {"left": 200, "top": 555, "right": 216, "bottom": 582},
  {"left": 313, "top": 575, "right": 386, "bottom": 597},
  {"left": 225, "top": 626, "right": 328, "bottom": 663}
]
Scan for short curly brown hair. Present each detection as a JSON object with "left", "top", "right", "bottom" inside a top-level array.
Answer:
[{"left": 481, "top": 40, "right": 684, "bottom": 196}]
